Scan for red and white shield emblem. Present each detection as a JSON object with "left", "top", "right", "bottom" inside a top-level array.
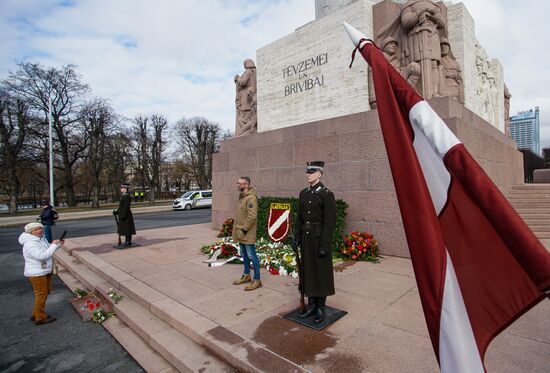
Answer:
[{"left": 267, "top": 203, "right": 291, "bottom": 242}]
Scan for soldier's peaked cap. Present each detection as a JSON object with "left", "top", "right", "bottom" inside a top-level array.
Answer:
[
  {"left": 306, "top": 161, "right": 324, "bottom": 173},
  {"left": 120, "top": 183, "right": 130, "bottom": 188}
]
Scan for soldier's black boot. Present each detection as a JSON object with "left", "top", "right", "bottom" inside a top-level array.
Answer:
[
  {"left": 314, "top": 297, "right": 326, "bottom": 324},
  {"left": 299, "top": 297, "right": 317, "bottom": 318},
  {"left": 124, "top": 236, "right": 132, "bottom": 246}
]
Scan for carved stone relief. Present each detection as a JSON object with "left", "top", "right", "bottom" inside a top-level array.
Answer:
[
  {"left": 370, "top": 0, "right": 464, "bottom": 108},
  {"left": 234, "top": 59, "right": 257, "bottom": 136}
]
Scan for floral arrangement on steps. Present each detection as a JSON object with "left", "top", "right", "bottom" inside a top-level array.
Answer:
[
  {"left": 201, "top": 238, "right": 239, "bottom": 259},
  {"left": 107, "top": 288, "right": 123, "bottom": 304},
  {"left": 200, "top": 237, "right": 299, "bottom": 277},
  {"left": 73, "top": 288, "right": 91, "bottom": 298},
  {"left": 339, "top": 231, "right": 379, "bottom": 263},
  {"left": 217, "top": 218, "right": 234, "bottom": 238},
  {"left": 91, "top": 308, "right": 115, "bottom": 323}
]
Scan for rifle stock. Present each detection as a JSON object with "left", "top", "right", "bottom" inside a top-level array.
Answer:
[
  {"left": 292, "top": 243, "right": 306, "bottom": 313},
  {"left": 113, "top": 213, "right": 121, "bottom": 246}
]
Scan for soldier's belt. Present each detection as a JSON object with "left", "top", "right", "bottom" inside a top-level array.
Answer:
[{"left": 304, "top": 221, "right": 322, "bottom": 228}]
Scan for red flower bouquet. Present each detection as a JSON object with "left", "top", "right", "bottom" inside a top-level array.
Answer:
[
  {"left": 340, "top": 231, "right": 379, "bottom": 262},
  {"left": 217, "top": 218, "right": 234, "bottom": 238}
]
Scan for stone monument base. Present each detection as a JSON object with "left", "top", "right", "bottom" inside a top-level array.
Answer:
[{"left": 212, "top": 97, "right": 523, "bottom": 258}]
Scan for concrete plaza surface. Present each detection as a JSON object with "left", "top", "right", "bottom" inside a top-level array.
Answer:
[{"left": 53, "top": 223, "right": 549, "bottom": 372}]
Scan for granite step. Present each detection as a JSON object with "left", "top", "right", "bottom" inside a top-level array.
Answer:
[
  {"left": 58, "top": 248, "right": 307, "bottom": 373},
  {"left": 508, "top": 194, "right": 550, "bottom": 198},
  {"left": 114, "top": 299, "right": 233, "bottom": 373},
  {"left": 516, "top": 207, "right": 550, "bottom": 215},
  {"left": 510, "top": 200, "right": 550, "bottom": 207},
  {"left": 55, "top": 250, "right": 233, "bottom": 372},
  {"left": 534, "top": 232, "right": 550, "bottom": 239},
  {"left": 510, "top": 184, "right": 550, "bottom": 191},
  {"left": 54, "top": 249, "right": 108, "bottom": 291},
  {"left": 56, "top": 262, "right": 178, "bottom": 373},
  {"left": 517, "top": 213, "right": 550, "bottom": 220},
  {"left": 527, "top": 225, "right": 550, "bottom": 232},
  {"left": 520, "top": 219, "right": 550, "bottom": 226}
]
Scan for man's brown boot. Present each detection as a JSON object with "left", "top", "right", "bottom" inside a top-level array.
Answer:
[
  {"left": 244, "top": 280, "right": 262, "bottom": 291},
  {"left": 233, "top": 274, "right": 251, "bottom": 285}
]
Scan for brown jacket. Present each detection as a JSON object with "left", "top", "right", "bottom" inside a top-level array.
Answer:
[{"left": 232, "top": 187, "right": 258, "bottom": 244}]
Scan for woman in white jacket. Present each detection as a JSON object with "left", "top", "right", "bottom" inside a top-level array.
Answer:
[{"left": 19, "top": 222, "right": 64, "bottom": 325}]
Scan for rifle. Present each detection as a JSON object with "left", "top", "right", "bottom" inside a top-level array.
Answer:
[
  {"left": 113, "top": 209, "right": 121, "bottom": 246},
  {"left": 291, "top": 232, "right": 306, "bottom": 313}
]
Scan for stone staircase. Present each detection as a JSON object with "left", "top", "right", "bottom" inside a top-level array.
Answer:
[
  {"left": 53, "top": 244, "right": 306, "bottom": 373},
  {"left": 508, "top": 184, "right": 550, "bottom": 240}
]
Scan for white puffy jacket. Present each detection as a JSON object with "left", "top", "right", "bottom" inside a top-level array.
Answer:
[{"left": 19, "top": 232, "right": 61, "bottom": 277}]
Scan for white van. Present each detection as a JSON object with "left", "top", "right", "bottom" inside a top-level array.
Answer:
[{"left": 172, "top": 190, "right": 212, "bottom": 210}]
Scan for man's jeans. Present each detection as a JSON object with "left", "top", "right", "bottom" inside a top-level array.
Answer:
[
  {"left": 239, "top": 243, "right": 261, "bottom": 280},
  {"left": 44, "top": 224, "right": 53, "bottom": 243}
]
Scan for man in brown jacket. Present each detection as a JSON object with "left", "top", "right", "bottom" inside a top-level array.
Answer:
[{"left": 232, "top": 176, "right": 261, "bottom": 290}]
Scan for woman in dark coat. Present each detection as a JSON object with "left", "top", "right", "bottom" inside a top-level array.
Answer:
[
  {"left": 293, "top": 161, "right": 336, "bottom": 324},
  {"left": 116, "top": 183, "right": 135, "bottom": 246},
  {"left": 39, "top": 201, "right": 57, "bottom": 243}
]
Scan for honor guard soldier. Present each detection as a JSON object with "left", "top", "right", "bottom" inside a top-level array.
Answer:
[
  {"left": 292, "top": 161, "right": 336, "bottom": 323},
  {"left": 114, "top": 183, "right": 136, "bottom": 247}
]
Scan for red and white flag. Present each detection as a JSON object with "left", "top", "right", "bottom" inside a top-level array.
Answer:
[{"left": 344, "top": 22, "right": 550, "bottom": 372}]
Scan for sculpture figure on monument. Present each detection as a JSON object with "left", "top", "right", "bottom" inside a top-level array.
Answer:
[
  {"left": 439, "top": 37, "right": 464, "bottom": 103},
  {"left": 368, "top": 36, "right": 420, "bottom": 109},
  {"left": 234, "top": 59, "right": 257, "bottom": 136},
  {"left": 400, "top": 0, "right": 446, "bottom": 98},
  {"left": 375, "top": 0, "right": 446, "bottom": 99},
  {"left": 504, "top": 84, "right": 512, "bottom": 136},
  {"left": 479, "top": 72, "right": 496, "bottom": 125}
]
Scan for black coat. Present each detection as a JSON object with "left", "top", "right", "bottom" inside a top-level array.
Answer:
[
  {"left": 117, "top": 193, "right": 136, "bottom": 236},
  {"left": 39, "top": 205, "right": 56, "bottom": 226},
  {"left": 295, "top": 182, "right": 336, "bottom": 297}
]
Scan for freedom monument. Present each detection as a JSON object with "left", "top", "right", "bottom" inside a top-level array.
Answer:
[{"left": 213, "top": 0, "right": 522, "bottom": 257}]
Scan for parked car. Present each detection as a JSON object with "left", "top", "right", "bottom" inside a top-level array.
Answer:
[{"left": 172, "top": 190, "right": 212, "bottom": 210}]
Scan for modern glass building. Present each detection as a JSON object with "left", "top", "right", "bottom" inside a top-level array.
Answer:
[{"left": 509, "top": 106, "right": 540, "bottom": 155}]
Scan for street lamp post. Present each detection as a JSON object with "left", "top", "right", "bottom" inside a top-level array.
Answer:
[{"left": 48, "top": 93, "right": 55, "bottom": 207}]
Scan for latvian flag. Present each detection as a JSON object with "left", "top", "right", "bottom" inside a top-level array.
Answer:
[{"left": 344, "top": 22, "right": 550, "bottom": 372}]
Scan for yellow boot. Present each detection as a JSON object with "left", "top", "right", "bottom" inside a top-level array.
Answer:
[
  {"left": 244, "top": 280, "right": 262, "bottom": 291},
  {"left": 233, "top": 274, "right": 251, "bottom": 285}
]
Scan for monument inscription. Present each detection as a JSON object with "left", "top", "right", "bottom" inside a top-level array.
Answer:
[
  {"left": 257, "top": 0, "right": 373, "bottom": 132},
  {"left": 283, "top": 53, "right": 328, "bottom": 97}
]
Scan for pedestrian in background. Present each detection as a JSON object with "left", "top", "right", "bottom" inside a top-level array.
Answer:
[
  {"left": 38, "top": 200, "right": 58, "bottom": 243},
  {"left": 232, "top": 176, "right": 261, "bottom": 291},
  {"left": 114, "top": 183, "right": 136, "bottom": 246},
  {"left": 19, "top": 222, "right": 65, "bottom": 325}
]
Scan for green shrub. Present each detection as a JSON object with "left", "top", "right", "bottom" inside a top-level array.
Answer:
[{"left": 256, "top": 196, "right": 348, "bottom": 253}]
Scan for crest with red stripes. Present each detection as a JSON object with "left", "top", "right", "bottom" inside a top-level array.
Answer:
[{"left": 267, "top": 203, "right": 291, "bottom": 242}]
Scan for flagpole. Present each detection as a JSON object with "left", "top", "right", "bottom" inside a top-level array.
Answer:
[{"left": 48, "top": 93, "right": 55, "bottom": 207}]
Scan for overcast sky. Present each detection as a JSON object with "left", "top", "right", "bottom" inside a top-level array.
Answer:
[{"left": 1, "top": 0, "right": 548, "bottom": 147}]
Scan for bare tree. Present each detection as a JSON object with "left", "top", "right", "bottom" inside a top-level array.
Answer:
[
  {"left": 0, "top": 88, "right": 30, "bottom": 213},
  {"left": 129, "top": 114, "right": 168, "bottom": 203},
  {"left": 130, "top": 115, "right": 149, "bottom": 195},
  {"left": 148, "top": 114, "right": 168, "bottom": 203},
  {"left": 81, "top": 99, "right": 119, "bottom": 208},
  {"left": 4, "top": 62, "right": 90, "bottom": 206},
  {"left": 104, "top": 129, "right": 133, "bottom": 202},
  {"left": 168, "top": 156, "right": 194, "bottom": 191},
  {"left": 173, "top": 117, "right": 226, "bottom": 189}
]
